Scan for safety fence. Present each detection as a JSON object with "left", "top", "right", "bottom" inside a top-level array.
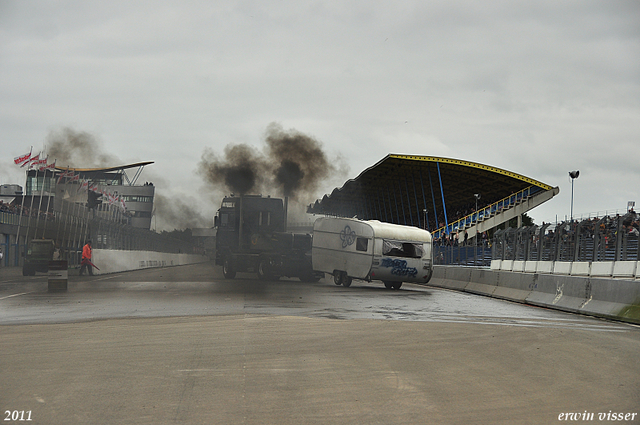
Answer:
[
  {"left": 491, "top": 213, "right": 639, "bottom": 263},
  {"left": 434, "top": 245, "right": 492, "bottom": 267},
  {"left": 1, "top": 199, "right": 202, "bottom": 269}
]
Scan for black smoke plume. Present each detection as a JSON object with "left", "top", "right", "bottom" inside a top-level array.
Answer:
[
  {"left": 198, "top": 123, "right": 345, "bottom": 202},
  {"left": 45, "top": 126, "right": 209, "bottom": 231},
  {"left": 47, "top": 127, "right": 118, "bottom": 168},
  {"left": 198, "top": 144, "right": 269, "bottom": 196}
]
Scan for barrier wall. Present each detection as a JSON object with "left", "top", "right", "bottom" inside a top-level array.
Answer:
[
  {"left": 428, "top": 265, "right": 640, "bottom": 325},
  {"left": 91, "top": 249, "right": 210, "bottom": 275}
]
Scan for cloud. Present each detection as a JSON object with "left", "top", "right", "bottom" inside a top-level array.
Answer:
[{"left": 1, "top": 0, "right": 638, "bottom": 227}]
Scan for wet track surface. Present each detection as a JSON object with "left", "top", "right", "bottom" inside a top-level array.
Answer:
[
  {"left": 2, "top": 263, "right": 639, "bottom": 424},
  {"left": 0, "top": 262, "right": 632, "bottom": 332}
]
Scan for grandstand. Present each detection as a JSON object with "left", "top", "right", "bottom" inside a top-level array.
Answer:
[
  {"left": 43, "top": 162, "right": 155, "bottom": 230},
  {"left": 307, "top": 154, "right": 559, "bottom": 240}
]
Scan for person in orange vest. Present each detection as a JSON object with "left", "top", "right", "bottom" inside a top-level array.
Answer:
[{"left": 79, "top": 240, "right": 94, "bottom": 276}]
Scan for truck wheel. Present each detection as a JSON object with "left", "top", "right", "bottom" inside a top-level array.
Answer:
[
  {"left": 257, "top": 259, "right": 272, "bottom": 280},
  {"left": 383, "top": 281, "right": 393, "bottom": 289},
  {"left": 222, "top": 258, "right": 236, "bottom": 279},
  {"left": 22, "top": 266, "right": 30, "bottom": 276},
  {"left": 392, "top": 282, "right": 403, "bottom": 290}
]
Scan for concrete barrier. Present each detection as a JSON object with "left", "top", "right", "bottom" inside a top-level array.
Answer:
[
  {"left": 441, "top": 267, "right": 471, "bottom": 290},
  {"left": 553, "top": 262, "right": 572, "bottom": 275},
  {"left": 512, "top": 260, "right": 525, "bottom": 273},
  {"left": 91, "top": 249, "right": 210, "bottom": 275},
  {"left": 570, "top": 261, "right": 591, "bottom": 277},
  {"left": 501, "top": 260, "right": 514, "bottom": 271},
  {"left": 535, "top": 261, "right": 553, "bottom": 274},
  {"left": 48, "top": 260, "right": 68, "bottom": 291},
  {"left": 428, "top": 265, "right": 640, "bottom": 324},
  {"left": 524, "top": 261, "right": 537, "bottom": 273},
  {"left": 492, "top": 271, "right": 535, "bottom": 302},
  {"left": 465, "top": 268, "right": 497, "bottom": 297},
  {"left": 525, "top": 274, "right": 589, "bottom": 314},
  {"left": 612, "top": 261, "right": 637, "bottom": 279},
  {"left": 590, "top": 261, "right": 613, "bottom": 278},
  {"left": 428, "top": 266, "right": 448, "bottom": 288},
  {"left": 490, "top": 260, "right": 501, "bottom": 271},
  {"left": 579, "top": 277, "right": 640, "bottom": 324}
]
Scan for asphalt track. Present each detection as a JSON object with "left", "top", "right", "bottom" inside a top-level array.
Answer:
[{"left": 1, "top": 263, "right": 638, "bottom": 424}]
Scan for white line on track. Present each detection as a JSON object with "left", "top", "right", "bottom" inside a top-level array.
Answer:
[{"left": 0, "top": 291, "right": 35, "bottom": 300}]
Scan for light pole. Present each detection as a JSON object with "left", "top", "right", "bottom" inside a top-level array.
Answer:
[
  {"left": 474, "top": 193, "right": 481, "bottom": 248},
  {"left": 423, "top": 209, "right": 428, "bottom": 231},
  {"left": 569, "top": 171, "right": 579, "bottom": 222}
]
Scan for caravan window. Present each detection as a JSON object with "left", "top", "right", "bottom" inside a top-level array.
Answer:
[
  {"left": 382, "top": 240, "right": 424, "bottom": 258},
  {"left": 356, "top": 237, "right": 369, "bottom": 252}
]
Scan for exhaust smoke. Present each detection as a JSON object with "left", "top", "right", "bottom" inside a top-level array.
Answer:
[
  {"left": 198, "top": 122, "right": 347, "bottom": 205},
  {"left": 45, "top": 126, "right": 210, "bottom": 231},
  {"left": 47, "top": 127, "right": 118, "bottom": 168}
]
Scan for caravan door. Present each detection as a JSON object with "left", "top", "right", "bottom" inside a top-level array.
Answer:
[{"left": 312, "top": 218, "right": 374, "bottom": 279}]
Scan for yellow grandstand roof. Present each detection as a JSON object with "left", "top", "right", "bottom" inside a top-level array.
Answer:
[
  {"left": 308, "top": 154, "right": 554, "bottom": 230},
  {"left": 53, "top": 161, "right": 154, "bottom": 173}
]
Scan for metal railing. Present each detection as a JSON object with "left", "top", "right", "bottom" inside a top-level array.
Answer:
[
  {"left": 491, "top": 213, "right": 640, "bottom": 263},
  {"left": 432, "top": 185, "right": 542, "bottom": 239},
  {"left": 434, "top": 245, "right": 492, "bottom": 267},
  {"left": 0, "top": 199, "right": 203, "bottom": 269}
]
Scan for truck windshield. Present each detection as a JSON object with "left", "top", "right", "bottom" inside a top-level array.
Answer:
[
  {"left": 30, "top": 244, "right": 52, "bottom": 255},
  {"left": 382, "top": 240, "right": 424, "bottom": 258}
]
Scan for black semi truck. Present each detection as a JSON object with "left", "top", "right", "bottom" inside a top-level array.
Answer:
[{"left": 214, "top": 195, "right": 321, "bottom": 281}]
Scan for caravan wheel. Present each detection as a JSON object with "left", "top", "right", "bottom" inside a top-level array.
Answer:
[
  {"left": 333, "top": 271, "right": 343, "bottom": 286},
  {"left": 383, "top": 281, "right": 393, "bottom": 289}
]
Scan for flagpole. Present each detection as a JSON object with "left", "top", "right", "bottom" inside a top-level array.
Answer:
[
  {"left": 15, "top": 147, "right": 32, "bottom": 260},
  {"left": 24, "top": 153, "right": 41, "bottom": 244},
  {"left": 41, "top": 161, "right": 55, "bottom": 239},
  {"left": 34, "top": 157, "right": 49, "bottom": 239},
  {"left": 56, "top": 165, "right": 71, "bottom": 248},
  {"left": 70, "top": 199, "right": 81, "bottom": 268}
]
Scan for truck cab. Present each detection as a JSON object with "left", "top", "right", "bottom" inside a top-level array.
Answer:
[
  {"left": 23, "top": 239, "right": 55, "bottom": 276},
  {"left": 214, "top": 195, "right": 318, "bottom": 281}
]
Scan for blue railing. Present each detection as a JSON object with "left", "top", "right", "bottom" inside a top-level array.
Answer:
[
  {"left": 432, "top": 185, "right": 542, "bottom": 239},
  {"left": 0, "top": 211, "right": 20, "bottom": 226}
]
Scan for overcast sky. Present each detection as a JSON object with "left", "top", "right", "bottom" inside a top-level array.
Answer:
[{"left": 1, "top": 0, "right": 639, "bottom": 230}]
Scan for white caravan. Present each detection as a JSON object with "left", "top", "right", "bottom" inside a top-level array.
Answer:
[{"left": 312, "top": 217, "right": 434, "bottom": 289}]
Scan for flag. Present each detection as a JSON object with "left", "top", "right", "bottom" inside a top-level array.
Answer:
[
  {"left": 35, "top": 156, "right": 49, "bottom": 170},
  {"left": 40, "top": 160, "right": 56, "bottom": 172},
  {"left": 76, "top": 180, "right": 89, "bottom": 193},
  {"left": 57, "top": 169, "right": 75, "bottom": 183},
  {"left": 23, "top": 153, "right": 40, "bottom": 168},
  {"left": 14, "top": 151, "right": 31, "bottom": 166}
]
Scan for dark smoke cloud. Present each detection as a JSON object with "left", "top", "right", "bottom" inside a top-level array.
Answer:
[
  {"left": 47, "top": 127, "right": 118, "bottom": 168},
  {"left": 153, "top": 194, "right": 211, "bottom": 230},
  {"left": 45, "top": 126, "right": 209, "bottom": 231},
  {"left": 198, "top": 123, "right": 347, "bottom": 203},
  {"left": 198, "top": 144, "right": 269, "bottom": 196},
  {"left": 265, "top": 123, "right": 333, "bottom": 198}
]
